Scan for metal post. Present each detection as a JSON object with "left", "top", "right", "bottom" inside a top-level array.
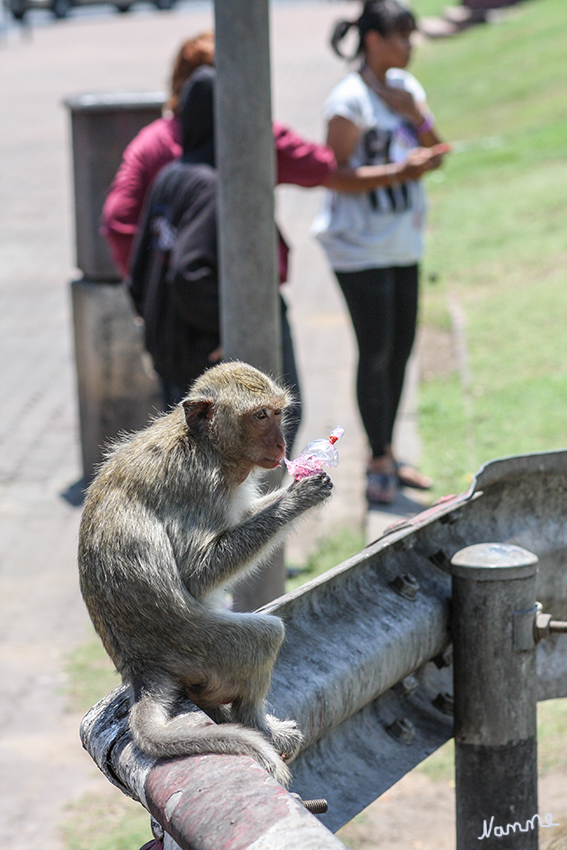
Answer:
[
  {"left": 450, "top": 543, "right": 539, "bottom": 849},
  {"left": 213, "top": 0, "right": 285, "bottom": 609},
  {"left": 213, "top": 0, "right": 280, "bottom": 376}
]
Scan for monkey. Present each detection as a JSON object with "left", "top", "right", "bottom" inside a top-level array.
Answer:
[{"left": 78, "top": 361, "right": 333, "bottom": 786}]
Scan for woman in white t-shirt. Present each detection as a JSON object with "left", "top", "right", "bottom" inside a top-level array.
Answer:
[{"left": 313, "top": 0, "right": 450, "bottom": 505}]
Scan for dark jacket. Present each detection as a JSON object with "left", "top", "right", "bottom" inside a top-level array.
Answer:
[
  {"left": 129, "top": 160, "right": 219, "bottom": 388},
  {"left": 129, "top": 66, "right": 219, "bottom": 390}
]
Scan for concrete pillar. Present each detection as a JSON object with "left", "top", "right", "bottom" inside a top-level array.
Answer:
[{"left": 450, "top": 543, "right": 539, "bottom": 849}]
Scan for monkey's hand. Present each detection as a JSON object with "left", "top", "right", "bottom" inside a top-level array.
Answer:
[{"left": 285, "top": 471, "right": 333, "bottom": 511}]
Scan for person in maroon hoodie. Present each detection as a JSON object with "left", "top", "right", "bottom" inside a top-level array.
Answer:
[
  {"left": 101, "top": 33, "right": 336, "bottom": 283},
  {"left": 101, "top": 31, "right": 216, "bottom": 279}
]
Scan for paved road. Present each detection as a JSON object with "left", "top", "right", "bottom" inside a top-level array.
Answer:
[{"left": 0, "top": 3, "right": 426, "bottom": 847}]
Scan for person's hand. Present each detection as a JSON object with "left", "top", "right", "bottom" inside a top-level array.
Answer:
[
  {"left": 374, "top": 81, "right": 424, "bottom": 125},
  {"left": 395, "top": 143, "right": 451, "bottom": 181}
]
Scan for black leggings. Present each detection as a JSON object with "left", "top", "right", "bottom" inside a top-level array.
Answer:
[{"left": 335, "top": 264, "right": 419, "bottom": 460}]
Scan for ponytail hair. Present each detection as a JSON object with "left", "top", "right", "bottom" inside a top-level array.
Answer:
[
  {"left": 330, "top": 0, "right": 417, "bottom": 61},
  {"left": 330, "top": 18, "right": 358, "bottom": 59}
]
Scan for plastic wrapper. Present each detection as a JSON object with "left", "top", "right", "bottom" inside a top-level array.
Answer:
[{"left": 283, "top": 426, "right": 344, "bottom": 480}]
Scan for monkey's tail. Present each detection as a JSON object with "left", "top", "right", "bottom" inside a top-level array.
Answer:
[{"left": 129, "top": 694, "right": 292, "bottom": 787}]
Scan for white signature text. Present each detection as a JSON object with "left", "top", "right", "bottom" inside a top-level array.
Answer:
[{"left": 479, "top": 812, "right": 559, "bottom": 839}]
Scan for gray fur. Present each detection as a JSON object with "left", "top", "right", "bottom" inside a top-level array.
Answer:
[{"left": 78, "top": 362, "right": 332, "bottom": 786}]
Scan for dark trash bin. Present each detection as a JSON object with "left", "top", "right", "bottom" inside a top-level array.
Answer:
[{"left": 64, "top": 92, "right": 164, "bottom": 481}]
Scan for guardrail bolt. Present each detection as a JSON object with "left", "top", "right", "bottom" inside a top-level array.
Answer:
[
  {"left": 303, "top": 799, "right": 329, "bottom": 815},
  {"left": 386, "top": 717, "right": 416, "bottom": 744},
  {"left": 394, "top": 675, "right": 419, "bottom": 699},
  {"left": 290, "top": 794, "right": 328, "bottom": 814},
  {"left": 432, "top": 692, "right": 454, "bottom": 716},
  {"left": 433, "top": 645, "right": 453, "bottom": 668},
  {"left": 429, "top": 549, "right": 452, "bottom": 571},
  {"left": 389, "top": 573, "right": 420, "bottom": 600}
]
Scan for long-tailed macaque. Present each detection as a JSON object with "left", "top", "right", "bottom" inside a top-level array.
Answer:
[{"left": 78, "top": 362, "right": 332, "bottom": 786}]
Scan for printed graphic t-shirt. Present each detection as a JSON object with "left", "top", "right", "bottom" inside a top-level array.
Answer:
[{"left": 312, "top": 69, "right": 429, "bottom": 272}]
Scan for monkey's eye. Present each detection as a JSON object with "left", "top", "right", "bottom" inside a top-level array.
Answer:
[{"left": 253, "top": 408, "right": 283, "bottom": 422}]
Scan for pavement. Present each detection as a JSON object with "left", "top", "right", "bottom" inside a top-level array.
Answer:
[{"left": 0, "top": 3, "right": 433, "bottom": 847}]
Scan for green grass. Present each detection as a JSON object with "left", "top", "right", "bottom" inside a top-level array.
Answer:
[
  {"left": 408, "top": 0, "right": 567, "bottom": 497},
  {"left": 285, "top": 526, "right": 365, "bottom": 592},
  {"left": 62, "top": 792, "right": 151, "bottom": 850},
  {"left": 537, "top": 698, "right": 567, "bottom": 775},
  {"left": 412, "top": 0, "right": 453, "bottom": 19},
  {"left": 62, "top": 638, "right": 152, "bottom": 850},
  {"left": 64, "top": 634, "right": 120, "bottom": 713}
]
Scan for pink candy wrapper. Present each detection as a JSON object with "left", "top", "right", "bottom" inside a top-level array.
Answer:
[{"left": 283, "top": 427, "right": 344, "bottom": 480}]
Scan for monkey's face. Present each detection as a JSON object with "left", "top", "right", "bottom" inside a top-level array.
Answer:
[{"left": 246, "top": 406, "right": 286, "bottom": 470}]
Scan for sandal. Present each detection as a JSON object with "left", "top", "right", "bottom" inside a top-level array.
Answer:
[
  {"left": 366, "top": 471, "right": 398, "bottom": 505},
  {"left": 395, "top": 462, "right": 433, "bottom": 491}
]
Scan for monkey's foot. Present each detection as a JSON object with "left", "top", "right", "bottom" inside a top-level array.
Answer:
[{"left": 265, "top": 716, "right": 303, "bottom": 762}]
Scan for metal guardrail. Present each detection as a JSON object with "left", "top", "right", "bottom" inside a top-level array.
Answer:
[
  {"left": 81, "top": 688, "right": 345, "bottom": 850},
  {"left": 81, "top": 449, "right": 567, "bottom": 846}
]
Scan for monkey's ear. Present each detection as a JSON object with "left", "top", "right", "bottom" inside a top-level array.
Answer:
[{"left": 183, "top": 398, "right": 214, "bottom": 432}]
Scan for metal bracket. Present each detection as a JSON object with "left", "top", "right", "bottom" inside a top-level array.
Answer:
[
  {"left": 513, "top": 604, "right": 540, "bottom": 651},
  {"left": 535, "top": 612, "right": 567, "bottom": 641},
  {"left": 514, "top": 602, "right": 567, "bottom": 649}
]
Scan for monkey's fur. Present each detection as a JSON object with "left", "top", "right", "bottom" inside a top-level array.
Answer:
[{"left": 78, "top": 362, "right": 332, "bottom": 786}]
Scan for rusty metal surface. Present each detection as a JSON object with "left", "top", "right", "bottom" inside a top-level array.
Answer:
[
  {"left": 81, "top": 450, "right": 567, "bottom": 837},
  {"left": 79, "top": 687, "right": 154, "bottom": 804},
  {"left": 145, "top": 756, "right": 345, "bottom": 850},
  {"left": 80, "top": 690, "right": 346, "bottom": 850}
]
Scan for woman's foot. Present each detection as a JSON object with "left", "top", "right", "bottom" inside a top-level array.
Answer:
[
  {"left": 395, "top": 462, "right": 433, "bottom": 491},
  {"left": 366, "top": 462, "right": 398, "bottom": 505}
]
